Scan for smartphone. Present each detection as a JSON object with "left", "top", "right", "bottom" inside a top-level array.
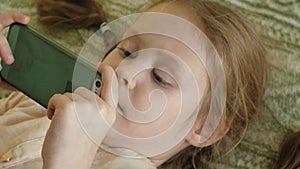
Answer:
[{"left": 0, "top": 23, "right": 102, "bottom": 108}]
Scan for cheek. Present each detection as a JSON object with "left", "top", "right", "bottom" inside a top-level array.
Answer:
[
  {"left": 129, "top": 91, "right": 150, "bottom": 112},
  {"left": 128, "top": 78, "right": 181, "bottom": 128},
  {"left": 128, "top": 74, "right": 154, "bottom": 112},
  {"left": 138, "top": 89, "right": 181, "bottom": 127},
  {"left": 113, "top": 89, "right": 183, "bottom": 138},
  {"left": 143, "top": 91, "right": 182, "bottom": 136},
  {"left": 159, "top": 91, "right": 181, "bottom": 127}
]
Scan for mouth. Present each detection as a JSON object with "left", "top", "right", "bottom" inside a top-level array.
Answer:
[
  {"left": 116, "top": 104, "right": 128, "bottom": 120},
  {"left": 116, "top": 104, "right": 124, "bottom": 113}
]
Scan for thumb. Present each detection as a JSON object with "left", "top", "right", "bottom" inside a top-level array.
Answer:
[{"left": 97, "top": 63, "right": 119, "bottom": 108}]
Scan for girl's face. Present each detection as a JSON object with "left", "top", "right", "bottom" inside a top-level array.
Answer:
[
  {"left": 103, "top": 33, "right": 209, "bottom": 133},
  {"left": 101, "top": 3, "right": 211, "bottom": 157}
]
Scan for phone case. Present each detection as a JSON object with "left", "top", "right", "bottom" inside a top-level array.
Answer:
[{"left": 0, "top": 23, "right": 102, "bottom": 107}]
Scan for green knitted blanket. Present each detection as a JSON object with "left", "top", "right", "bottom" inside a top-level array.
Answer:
[{"left": 0, "top": 0, "right": 299, "bottom": 168}]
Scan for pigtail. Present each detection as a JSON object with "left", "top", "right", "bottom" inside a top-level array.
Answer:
[
  {"left": 272, "top": 131, "right": 300, "bottom": 169},
  {"left": 36, "top": 0, "right": 106, "bottom": 29}
]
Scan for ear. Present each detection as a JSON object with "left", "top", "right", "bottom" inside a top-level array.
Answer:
[{"left": 186, "top": 116, "right": 230, "bottom": 147}]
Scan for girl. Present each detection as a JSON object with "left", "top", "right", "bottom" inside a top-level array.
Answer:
[{"left": 0, "top": 0, "right": 268, "bottom": 168}]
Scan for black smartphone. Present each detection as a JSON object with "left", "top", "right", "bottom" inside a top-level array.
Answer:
[{"left": 0, "top": 23, "right": 102, "bottom": 107}]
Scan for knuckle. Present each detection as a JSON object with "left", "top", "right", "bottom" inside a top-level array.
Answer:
[
  {"left": 52, "top": 93, "right": 63, "bottom": 99},
  {"left": 74, "top": 86, "right": 86, "bottom": 93},
  {"left": 63, "top": 92, "right": 73, "bottom": 98}
]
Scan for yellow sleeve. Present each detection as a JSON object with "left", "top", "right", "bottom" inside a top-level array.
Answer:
[
  {"left": 0, "top": 92, "right": 45, "bottom": 116},
  {"left": 0, "top": 92, "right": 50, "bottom": 168}
]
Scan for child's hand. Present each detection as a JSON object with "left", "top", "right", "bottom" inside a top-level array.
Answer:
[
  {"left": 0, "top": 12, "right": 30, "bottom": 90},
  {"left": 42, "top": 64, "right": 118, "bottom": 169}
]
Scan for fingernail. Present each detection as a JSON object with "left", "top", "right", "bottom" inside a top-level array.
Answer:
[
  {"left": 97, "top": 62, "right": 102, "bottom": 68},
  {"left": 24, "top": 16, "right": 30, "bottom": 23},
  {"left": 7, "top": 55, "right": 14, "bottom": 63}
]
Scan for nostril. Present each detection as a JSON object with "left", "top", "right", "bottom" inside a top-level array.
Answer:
[
  {"left": 122, "top": 77, "right": 136, "bottom": 90},
  {"left": 123, "top": 78, "right": 129, "bottom": 86}
]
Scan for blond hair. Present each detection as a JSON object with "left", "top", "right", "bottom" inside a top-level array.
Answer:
[
  {"left": 36, "top": 0, "right": 268, "bottom": 168},
  {"left": 152, "top": 0, "right": 268, "bottom": 168}
]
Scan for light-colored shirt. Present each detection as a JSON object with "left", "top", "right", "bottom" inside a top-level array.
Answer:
[{"left": 0, "top": 92, "right": 156, "bottom": 169}]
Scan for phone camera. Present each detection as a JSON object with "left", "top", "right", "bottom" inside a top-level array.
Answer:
[
  {"left": 95, "top": 80, "right": 102, "bottom": 88},
  {"left": 92, "top": 78, "right": 102, "bottom": 96}
]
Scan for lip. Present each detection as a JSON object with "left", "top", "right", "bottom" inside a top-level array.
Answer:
[
  {"left": 117, "top": 104, "right": 124, "bottom": 113},
  {"left": 116, "top": 104, "right": 127, "bottom": 118}
]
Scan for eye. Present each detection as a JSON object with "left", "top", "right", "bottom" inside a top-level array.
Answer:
[
  {"left": 118, "top": 47, "right": 136, "bottom": 58},
  {"left": 118, "top": 47, "right": 131, "bottom": 57},
  {"left": 152, "top": 69, "right": 172, "bottom": 87}
]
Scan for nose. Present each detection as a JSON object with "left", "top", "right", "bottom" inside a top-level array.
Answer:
[{"left": 122, "top": 76, "right": 137, "bottom": 90}]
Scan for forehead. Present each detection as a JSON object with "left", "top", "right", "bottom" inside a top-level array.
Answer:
[{"left": 147, "top": 1, "right": 203, "bottom": 30}]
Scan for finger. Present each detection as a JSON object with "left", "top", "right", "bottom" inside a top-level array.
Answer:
[
  {"left": 73, "top": 87, "right": 103, "bottom": 111},
  {"left": 0, "top": 33, "right": 14, "bottom": 64},
  {"left": 73, "top": 86, "right": 113, "bottom": 116},
  {"left": 47, "top": 94, "right": 71, "bottom": 120},
  {"left": 74, "top": 86, "right": 116, "bottom": 130},
  {"left": 0, "top": 12, "right": 30, "bottom": 30},
  {"left": 97, "top": 64, "right": 119, "bottom": 108},
  {"left": 63, "top": 92, "right": 75, "bottom": 101},
  {"left": 0, "top": 12, "right": 30, "bottom": 64},
  {"left": 74, "top": 87, "right": 98, "bottom": 101},
  {"left": 73, "top": 87, "right": 108, "bottom": 112}
]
